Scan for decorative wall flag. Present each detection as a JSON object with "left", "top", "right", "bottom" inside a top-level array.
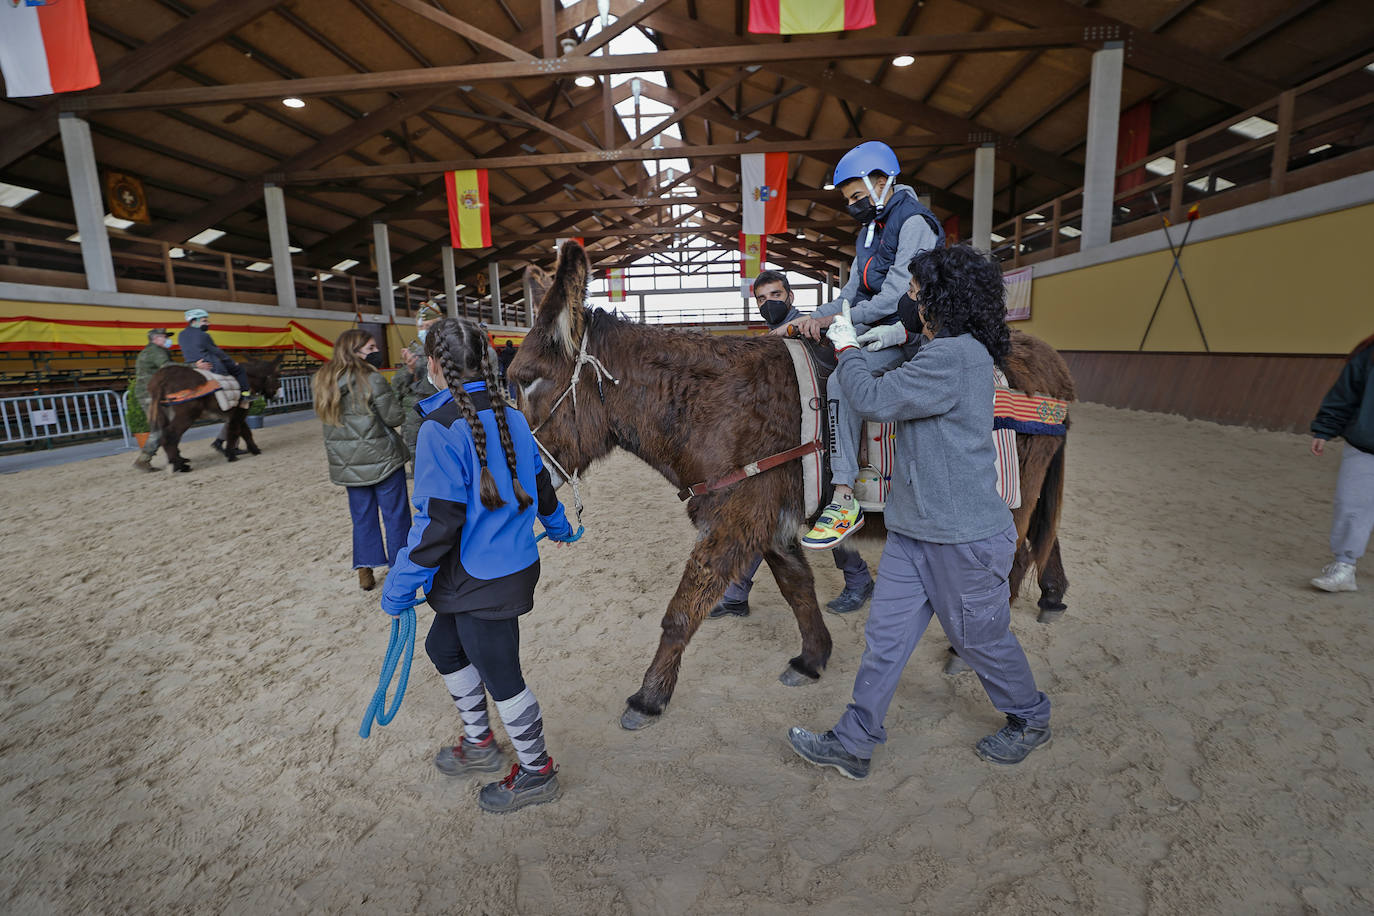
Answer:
[
  {"left": 445, "top": 169, "right": 491, "bottom": 249},
  {"left": 740, "top": 233, "right": 766, "bottom": 297},
  {"left": 105, "top": 171, "right": 149, "bottom": 224},
  {"left": 1116, "top": 100, "right": 1153, "bottom": 194},
  {"left": 607, "top": 268, "right": 625, "bottom": 303},
  {"left": 1003, "top": 266, "right": 1032, "bottom": 322},
  {"left": 0, "top": 0, "right": 101, "bottom": 98},
  {"left": 748, "top": 0, "right": 875, "bottom": 34},
  {"left": 740, "top": 153, "right": 789, "bottom": 235},
  {"left": 942, "top": 214, "right": 960, "bottom": 247}
]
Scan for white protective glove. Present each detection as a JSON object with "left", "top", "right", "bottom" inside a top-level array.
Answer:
[
  {"left": 824, "top": 300, "right": 859, "bottom": 351},
  {"left": 856, "top": 322, "right": 909, "bottom": 352}
]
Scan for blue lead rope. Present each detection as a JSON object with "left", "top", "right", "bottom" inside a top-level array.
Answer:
[
  {"left": 534, "top": 525, "right": 585, "bottom": 543},
  {"left": 358, "top": 605, "right": 417, "bottom": 739}
]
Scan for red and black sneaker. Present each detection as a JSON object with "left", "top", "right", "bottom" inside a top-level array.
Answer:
[
  {"left": 477, "top": 758, "right": 561, "bottom": 813},
  {"left": 433, "top": 732, "right": 505, "bottom": 776}
]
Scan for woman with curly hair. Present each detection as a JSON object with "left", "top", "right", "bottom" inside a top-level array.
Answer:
[{"left": 788, "top": 244, "right": 1053, "bottom": 777}]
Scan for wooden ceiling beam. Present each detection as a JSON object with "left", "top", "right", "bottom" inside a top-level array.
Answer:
[
  {"left": 61, "top": 28, "right": 1097, "bottom": 112},
  {"left": 0, "top": 0, "right": 285, "bottom": 169},
  {"left": 386, "top": 0, "right": 535, "bottom": 61}
]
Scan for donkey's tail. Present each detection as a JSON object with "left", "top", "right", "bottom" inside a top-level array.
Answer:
[
  {"left": 145, "top": 374, "right": 166, "bottom": 431},
  {"left": 1026, "top": 433, "right": 1066, "bottom": 573}
]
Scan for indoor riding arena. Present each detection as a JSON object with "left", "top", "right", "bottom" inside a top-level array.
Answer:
[{"left": 1, "top": 2, "right": 1370, "bottom": 914}]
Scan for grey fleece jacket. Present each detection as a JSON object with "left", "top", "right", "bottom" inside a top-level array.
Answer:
[
  {"left": 813, "top": 184, "right": 939, "bottom": 332},
  {"left": 834, "top": 333, "right": 1012, "bottom": 544}
]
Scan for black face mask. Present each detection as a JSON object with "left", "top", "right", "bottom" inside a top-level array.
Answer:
[
  {"left": 847, "top": 198, "right": 878, "bottom": 225},
  {"left": 897, "top": 293, "right": 924, "bottom": 336},
  {"left": 759, "top": 298, "right": 792, "bottom": 328},
  {"left": 362, "top": 351, "right": 385, "bottom": 368}
]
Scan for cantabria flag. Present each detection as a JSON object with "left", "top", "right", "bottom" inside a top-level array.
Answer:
[
  {"left": 740, "top": 153, "right": 788, "bottom": 235},
  {"left": 0, "top": 0, "right": 100, "bottom": 98},
  {"left": 445, "top": 169, "right": 492, "bottom": 249},
  {"left": 748, "top": 0, "right": 875, "bottom": 34}
]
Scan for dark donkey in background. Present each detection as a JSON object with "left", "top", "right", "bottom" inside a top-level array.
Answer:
[
  {"left": 512, "top": 242, "right": 1074, "bottom": 730},
  {"left": 145, "top": 356, "right": 284, "bottom": 472}
]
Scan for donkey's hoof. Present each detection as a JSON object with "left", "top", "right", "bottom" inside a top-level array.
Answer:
[
  {"left": 620, "top": 706, "right": 661, "bottom": 731},
  {"left": 173, "top": 464, "right": 192, "bottom": 473},
  {"left": 1037, "top": 607, "right": 1066, "bottom": 623},
  {"left": 943, "top": 648, "right": 971, "bottom": 676},
  {"left": 778, "top": 666, "right": 819, "bottom": 687}
]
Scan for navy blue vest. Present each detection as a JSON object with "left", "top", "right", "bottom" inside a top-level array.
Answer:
[{"left": 853, "top": 189, "right": 945, "bottom": 318}]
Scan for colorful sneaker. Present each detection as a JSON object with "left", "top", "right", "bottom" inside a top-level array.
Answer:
[
  {"left": 801, "top": 499, "right": 863, "bottom": 550},
  {"left": 787, "top": 727, "right": 870, "bottom": 779},
  {"left": 975, "top": 715, "right": 1052, "bottom": 765},
  {"left": 434, "top": 733, "right": 505, "bottom": 776},
  {"left": 478, "top": 759, "right": 561, "bottom": 813},
  {"left": 1311, "top": 562, "right": 1357, "bottom": 592}
]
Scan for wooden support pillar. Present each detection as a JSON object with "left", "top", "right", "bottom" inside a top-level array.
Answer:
[
  {"left": 1170, "top": 139, "right": 1188, "bottom": 226},
  {"left": 1270, "top": 90, "right": 1295, "bottom": 198}
]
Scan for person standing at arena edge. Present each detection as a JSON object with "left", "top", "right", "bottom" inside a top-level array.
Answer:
[
  {"left": 391, "top": 302, "right": 442, "bottom": 465},
  {"left": 381, "top": 317, "right": 582, "bottom": 814},
  {"left": 1309, "top": 332, "right": 1374, "bottom": 592},
  {"left": 131, "top": 327, "right": 174, "bottom": 472},
  {"left": 709, "top": 269, "right": 876, "bottom": 619},
  {"left": 312, "top": 329, "right": 412, "bottom": 592},
  {"left": 789, "top": 141, "right": 945, "bottom": 551},
  {"left": 789, "top": 244, "right": 1052, "bottom": 777}
]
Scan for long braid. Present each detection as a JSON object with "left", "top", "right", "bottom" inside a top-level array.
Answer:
[
  {"left": 436, "top": 327, "right": 504, "bottom": 510},
  {"left": 479, "top": 338, "right": 532, "bottom": 510}
]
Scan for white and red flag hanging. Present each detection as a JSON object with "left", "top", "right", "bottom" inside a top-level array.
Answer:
[
  {"left": 740, "top": 153, "right": 788, "bottom": 235},
  {"left": 0, "top": 0, "right": 100, "bottom": 99}
]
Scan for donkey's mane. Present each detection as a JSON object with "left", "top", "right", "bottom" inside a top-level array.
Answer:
[{"left": 586, "top": 308, "right": 780, "bottom": 375}]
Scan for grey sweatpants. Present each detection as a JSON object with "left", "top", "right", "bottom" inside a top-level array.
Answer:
[
  {"left": 831, "top": 345, "right": 908, "bottom": 488},
  {"left": 1331, "top": 444, "right": 1374, "bottom": 565},
  {"left": 833, "top": 524, "right": 1051, "bottom": 758},
  {"left": 722, "top": 545, "right": 870, "bottom": 604}
]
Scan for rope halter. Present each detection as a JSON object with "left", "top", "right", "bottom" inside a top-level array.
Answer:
[{"left": 529, "top": 322, "right": 619, "bottom": 526}]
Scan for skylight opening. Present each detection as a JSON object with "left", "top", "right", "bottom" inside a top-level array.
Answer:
[
  {"left": 331, "top": 258, "right": 360, "bottom": 272},
  {"left": 246, "top": 261, "right": 272, "bottom": 272},
  {"left": 1145, "top": 156, "right": 1176, "bottom": 176},
  {"left": 1058, "top": 226, "right": 1082, "bottom": 238},
  {"left": 68, "top": 213, "right": 135, "bottom": 241},
  {"left": 1307, "top": 143, "right": 1332, "bottom": 154},
  {"left": 187, "top": 228, "right": 226, "bottom": 246},
  {"left": 398, "top": 272, "right": 422, "bottom": 284},
  {"left": 0, "top": 182, "right": 39, "bottom": 208},
  {"left": 1186, "top": 176, "right": 1236, "bottom": 192},
  {"left": 1227, "top": 116, "right": 1277, "bottom": 140}
]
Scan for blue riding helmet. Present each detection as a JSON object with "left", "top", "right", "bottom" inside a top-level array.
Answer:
[{"left": 832, "top": 140, "right": 901, "bottom": 188}]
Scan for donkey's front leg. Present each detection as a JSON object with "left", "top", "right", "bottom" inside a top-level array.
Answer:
[
  {"left": 622, "top": 544, "right": 731, "bottom": 731},
  {"left": 762, "top": 540, "right": 832, "bottom": 686}
]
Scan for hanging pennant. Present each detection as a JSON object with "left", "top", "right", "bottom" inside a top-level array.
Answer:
[
  {"left": 740, "top": 153, "right": 789, "bottom": 235},
  {"left": 748, "top": 0, "right": 875, "bottom": 35},
  {"left": 740, "top": 233, "right": 766, "bottom": 297},
  {"left": 607, "top": 267, "right": 625, "bottom": 303},
  {"left": 0, "top": 0, "right": 101, "bottom": 98},
  {"left": 445, "top": 169, "right": 491, "bottom": 249}
]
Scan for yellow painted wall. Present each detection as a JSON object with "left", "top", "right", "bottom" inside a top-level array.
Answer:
[{"left": 1017, "top": 201, "right": 1374, "bottom": 354}]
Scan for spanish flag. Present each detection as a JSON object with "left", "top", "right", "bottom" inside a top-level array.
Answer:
[
  {"left": 740, "top": 233, "right": 766, "bottom": 296},
  {"left": 445, "top": 169, "right": 492, "bottom": 249},
  {"left": 748, "top": 0, "right": 875, "bottom": 34}
]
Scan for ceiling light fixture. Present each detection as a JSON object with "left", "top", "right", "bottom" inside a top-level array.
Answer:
[
  {"left": 575, "top": 75, "right": 597, "bottom": 88},
  {"left": 892, "top": 55, "right": 915, "bottom": 67},
  {"left": 282, "top": 97, "right": 305, "bottom": 109}
]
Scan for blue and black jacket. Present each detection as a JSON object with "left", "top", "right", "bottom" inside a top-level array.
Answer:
[{"left": 380, "top": 381, "right": 575, "bottom": 617}]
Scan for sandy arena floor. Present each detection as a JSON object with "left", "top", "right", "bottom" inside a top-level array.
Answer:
[{"left": 0, "top": 403, "right": 1370, "bottom": 914}]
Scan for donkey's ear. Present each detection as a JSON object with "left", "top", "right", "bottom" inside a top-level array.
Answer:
[{"left": 534, "top": 241, "right": 590, "bottom": 356}]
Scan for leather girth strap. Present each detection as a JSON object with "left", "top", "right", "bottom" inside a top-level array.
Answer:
[{"left": 677, "top": 439, "right": 823, "bottom": 502}]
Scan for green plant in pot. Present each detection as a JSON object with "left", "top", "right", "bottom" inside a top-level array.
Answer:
[
  {"left": 245, "top": 395, "right": 268, "bottom": 429},
  {"left": 125, "top": 386, "right": 150, "bottom": 443}
]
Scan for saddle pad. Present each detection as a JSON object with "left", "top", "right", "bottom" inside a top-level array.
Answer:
[
  {"left": 994, "top": 388, "right": 1069, "bottom": 436},
  {"left": 161, "top": 379, "right": 222, "bottom": 405},
  {"left": 195, "top": 368, "right": 242, "bottom": 412},
  {"left": 993, "top": 368, "right": 1021, "bottom": 510},
  {"left": 783, "top": 338, "right": 824, "bottom": 519},
  {"left": 854, "top": 421, "right": 895, "bottom": 511}
]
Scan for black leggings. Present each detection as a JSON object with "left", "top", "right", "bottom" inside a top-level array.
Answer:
[{"left": 424, "top": 613, "right": 526, "bottom": 702}]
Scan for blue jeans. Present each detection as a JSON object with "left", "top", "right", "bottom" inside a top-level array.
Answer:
[
  {"left": 347, "top": 467, "right": 411, "bottom": 569},
  {"left": 723, "top": 545, "right": 870, "bottom": 604},
  {"left": 833, "top": 525, "right": 1051, "bottom": 758}
]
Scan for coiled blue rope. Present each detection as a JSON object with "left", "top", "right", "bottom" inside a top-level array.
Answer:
[
  {"left": 358, "top": 605, "right": 416, "bottom": 739},
  {"left": 534, "top": 525, "right": 584, "bottom": 543}
]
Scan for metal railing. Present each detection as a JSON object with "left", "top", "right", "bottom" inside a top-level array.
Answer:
[
  {"left": 271, "top": 373, "right": 315, "bottom": 410},
  {"left": 0, "top": 388, "right": 129, "bottom": 448}
]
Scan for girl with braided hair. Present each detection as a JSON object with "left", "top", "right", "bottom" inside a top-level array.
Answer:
[{"left": 381, "top": 317, "right": 581, "bottom": 814}]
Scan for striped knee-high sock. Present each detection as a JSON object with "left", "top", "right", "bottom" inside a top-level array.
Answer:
[
  {"left": 493, "top": 688, "right": 549, "bottom": 771},
  {"left": 440, "top": 666, "right": 490, "bottom": 742}
]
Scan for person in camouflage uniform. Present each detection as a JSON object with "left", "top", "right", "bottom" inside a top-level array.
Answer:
[
  {"left": 390, "top": 302, "right": 443, "bottom": 467},
  {"left": 132, "top": 327, "right": 175, "bottom": 472}
]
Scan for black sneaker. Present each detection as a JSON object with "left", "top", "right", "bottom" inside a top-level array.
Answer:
[
  {"left": 434, "top": 733, "right": 505, "bottom": 776},
  {"left": 478, "top": 759, "right": 561, "bottom": 813},
  {"left": 708, "top": 597, "right": 750, "bottom": 619},
  {"left": 975, "top": 715, "right": 1052, "bottom": 765},
  {"left": 787, "top": 727, "right": 870, "bottom": 779},
  {"left": 825, "top": 580, "right": 874, "bottom": 615}
]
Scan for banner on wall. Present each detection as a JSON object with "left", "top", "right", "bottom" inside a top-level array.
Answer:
[
  {"left": 607, "top": 267, "right": 625, "bottom": 302},
  {"left": 740, "top": 233, "right": 766, "bottom": 297},
  {"left": 1004, "top": 266, "right": 1032, "bottom": 322},
  {"left": 105, "top": 171, "right": 150, "bottom": 224},
  {"left": 740, "top": 153, "right": 788, "bottom": 235},
  {"left": 444, "top": 168, "right": 492, "bottom": 249},
  {"left": 0, "top": 315, "right": 335, "bottom": 360},
  {"left": 1116, "top": 101, "right": 1153, "bottom": 194}
]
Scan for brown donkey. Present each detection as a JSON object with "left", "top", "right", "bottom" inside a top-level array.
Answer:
[
  {"left": 511, "top": 243, "right": 1074, "bottom": 729},
  {"left": 146, "top": 356, "right": 284, "bottom": 472}
]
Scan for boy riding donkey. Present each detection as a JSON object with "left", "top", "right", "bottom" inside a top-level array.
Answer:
[{"left": 178, "top": 308, "right": 252, "bottom": 457}]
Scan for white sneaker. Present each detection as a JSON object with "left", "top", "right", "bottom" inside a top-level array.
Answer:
[{"left": 1311, "top": 562, "right": 1357, "bottom": 592}]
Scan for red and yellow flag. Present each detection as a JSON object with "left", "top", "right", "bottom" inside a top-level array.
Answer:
[
  {"left": 740, "top": 233, "right": 766, "bottom": 296},
  {"left": 445, "top": 169, "right": 491, "bottom": 249},
  {"left": 607, "top": 268, "right": 625, "bottom": 303},
  {"left": 748, "top": 0, "right": 875, "bottom": 34}
]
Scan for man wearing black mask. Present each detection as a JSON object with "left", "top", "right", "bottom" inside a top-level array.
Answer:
[{"left": 708, "top": 270, "right": 877, "bottom": 619}]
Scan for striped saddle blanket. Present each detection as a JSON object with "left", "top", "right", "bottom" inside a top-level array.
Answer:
[{"left": 161, "top": 370, "right": 242, "bottom": 411}]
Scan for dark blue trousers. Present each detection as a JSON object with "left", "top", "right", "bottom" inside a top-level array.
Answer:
[{"left": 347, "top": 467, "right": 411, "bottom": 569}]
